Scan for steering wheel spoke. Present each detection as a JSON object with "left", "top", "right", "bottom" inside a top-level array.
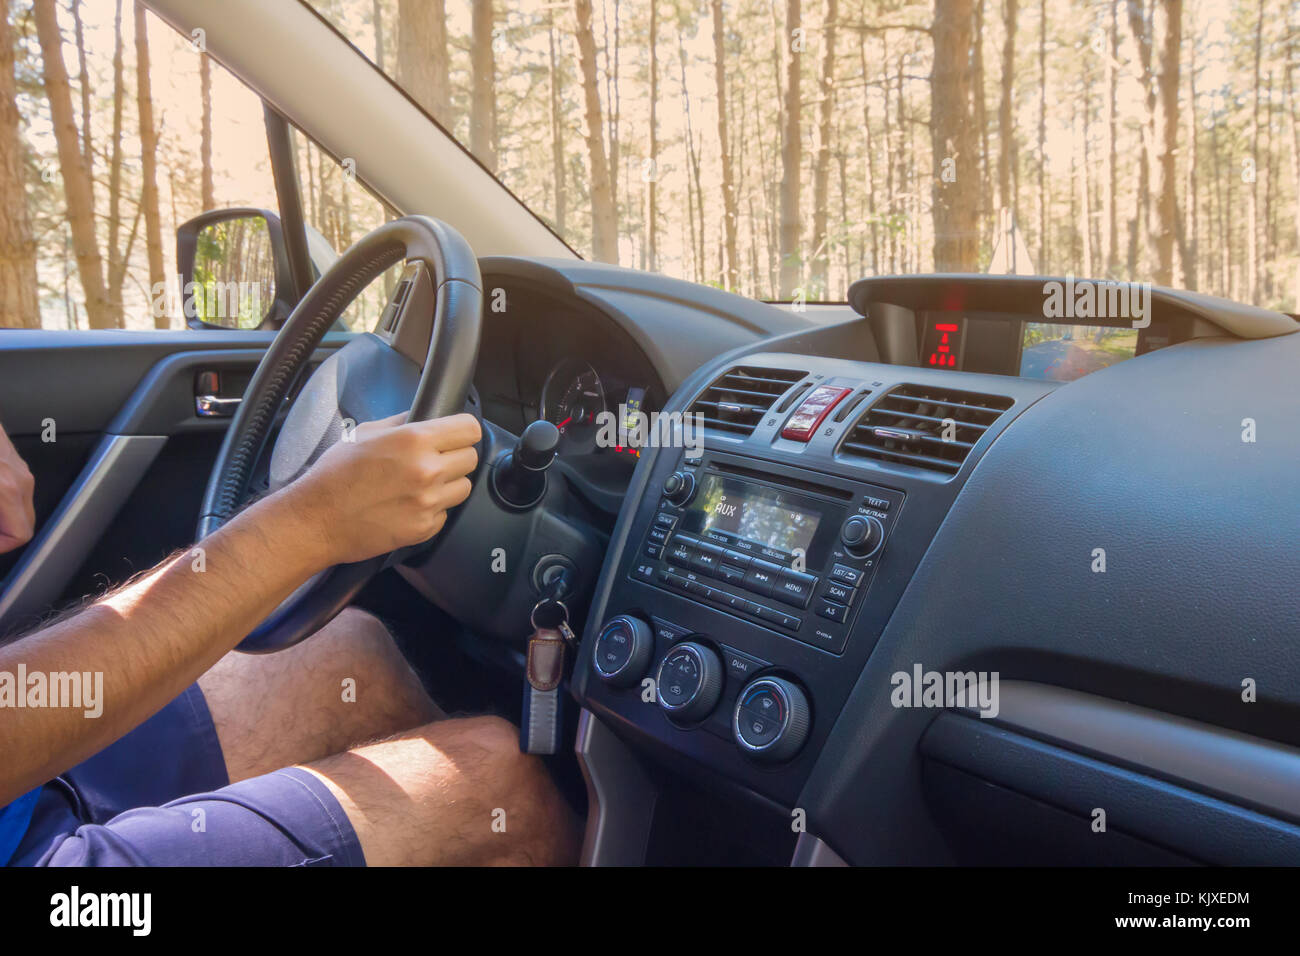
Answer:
[{"left": 375, "top": 261, "right": 442, "bottom": 367}]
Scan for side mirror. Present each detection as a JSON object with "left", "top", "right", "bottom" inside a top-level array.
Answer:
[{"left": 175, "top": 208, "right": 296, "bottom": 329}]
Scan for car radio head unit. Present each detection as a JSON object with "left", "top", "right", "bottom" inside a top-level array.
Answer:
[
  {"left": 631, "top": 454, "right": 904, "bottom": 656},
  {"left": 679, "top": 473, "right": 822, "bottom": 566}
]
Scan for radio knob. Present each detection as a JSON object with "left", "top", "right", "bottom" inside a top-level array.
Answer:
[
  {"left": 733, "top": 676, "right": 811, "bottom": 762},
  {"left": 661, "top": 471, "right": 696, "bottom": 507},
  {"left": 656, "top": 641, "right": 723, "bottom": 722},
  {"left": 840, "top": 514, "right": 884, "bottom": 558},
  {"left": 591, "top": 615, "right": 654, "bottom": 688}
]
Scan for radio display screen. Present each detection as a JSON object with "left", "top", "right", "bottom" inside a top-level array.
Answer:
[{"left": 684, "top": 474, "right": 821, "bottom": 559}]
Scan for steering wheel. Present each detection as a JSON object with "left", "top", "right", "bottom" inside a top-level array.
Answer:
[{"left": 196, "top": 216, "right": 482, "bottom": 653}]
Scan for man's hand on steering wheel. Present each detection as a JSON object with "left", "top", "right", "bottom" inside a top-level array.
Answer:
[
  {"left": 197, "top": 216, "right": 483, "bottom": 652},
  {"left": 292, "top": 412, "right": 481, "bottom": 567}
]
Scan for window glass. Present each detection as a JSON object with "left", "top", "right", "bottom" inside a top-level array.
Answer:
[
  {"left": 308, "top": 0, "right": 1300, "bottom": 310},
  {"left": 290, "top": 129, "right": 401, "bottom": 331},
  {"left": 3, "top": 1, "right": 280, "bottom": 329}
]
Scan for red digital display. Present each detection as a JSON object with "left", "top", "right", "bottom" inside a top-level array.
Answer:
[{"left": 925, "top": 321, "right": 962, "bottom": 368}]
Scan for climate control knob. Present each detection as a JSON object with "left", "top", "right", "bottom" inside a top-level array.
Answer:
[
  {"left": 661, "top": 471, "right": 696, "bottom": 507},
  {"left": 591, "top": 615, "right": 654, "bottom": 688},
  {"left": 733, "top": 676, "right": 811, "bottom": 762},
  {"left": 840, "top": 514, "right": 884, "bottom": 558},
  {"left": 656, "top": 641, "right": 723, "bottom": 722}
]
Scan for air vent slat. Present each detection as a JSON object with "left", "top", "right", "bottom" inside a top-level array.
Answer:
[
  {"left": 840, "top": 443, "right": 967, "bottom": 472},
  {"left": 877, "top": 395, "right": 1006, "bottom": 419},
  {"left": 840, "top": 383, "right": 1012, "bottom": 478},
  {"left": 699, "top": 386, "right": 787, "bottom": 402},
  {"left": 871, "top": 409, "right": 993, "bottom": 432},
  {"left": 693, "top": 400, "right": 769, "bottom": 416},
  {"left": 687, "top": 365, "right": 808, "bottom": 439},
  {"left": 725, "top": 373, "right": 809, "bottom": 389}
]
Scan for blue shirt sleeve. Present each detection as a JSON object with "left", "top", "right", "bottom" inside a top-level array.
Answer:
[{"left": 0, "top": 789, "right": 42, "bottom": 866}]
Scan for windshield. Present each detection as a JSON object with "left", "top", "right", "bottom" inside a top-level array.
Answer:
[{"left": 309, "top": 0, "right": 1298, "bottom": 311}]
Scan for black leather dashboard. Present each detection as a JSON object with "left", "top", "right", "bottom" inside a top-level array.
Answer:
[
  {"left": 803, "top": 330, "right": 1300, "bottom": 863},
  {"left": 466, "top": 258, "right": 1300, "bottom": 865}
]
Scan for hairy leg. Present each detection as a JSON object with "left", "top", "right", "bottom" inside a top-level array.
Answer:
[
  {"left": 298, "top": 715, "right": 581, "bottom": 866},
  {"left": 199, "top": 607, "right": 443, "bottom": 783}
]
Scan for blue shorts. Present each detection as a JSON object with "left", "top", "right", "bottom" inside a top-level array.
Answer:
[{"left": 8, "top": 684, "right": 365, "bottom": 867}]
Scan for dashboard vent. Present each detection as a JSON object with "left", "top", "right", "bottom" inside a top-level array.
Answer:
[
  {"left": 689, "top": 365, "right": 808, "bottom": 437},
  {"left": 841, "top": 384, "right": 1013, "bottom": 476}
]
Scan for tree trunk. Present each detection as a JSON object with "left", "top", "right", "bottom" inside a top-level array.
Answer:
[
  {"left": 717, "top": 0, "right": 738, "bottom": 290},
  {"left": 134, "top": 1, "right": 166, "bottom": 328},
  {"left": 1102, "top": 0, "right": 1117, "bottom": 274},
  {"left": 1076, "top": 97, "right": 1093, "bottom": 275},
  {"left": 809, "top": 0, "right": 837, "bottom": 295},
  {"left": 71, "top": 0, "right": 92, "bottom": 169},
  {"left": 1148, "top": 0, "right": 1180, "bottom": 286},
  {"left": 883, "top": 51, "right": 896, "bottom": 271},
  {"left": 1263, "top": 69, "right": 1276, "bottom": 298},
  {"left": 573, "top": 0, "right": 618, "bottom": 262},
  {"left": 1287, "top": 53, "right": 1300, "bottom": 310},
  {"left": 1246, "top": 0, "right": 1262, "bottom": 301},
  {"left": 548, "top": 14, "right": 567, "bottom": 237},
  {"left": 106, "top": 0, "right": 127, "bottom": 325},
  {"left": 398, "top": 0, "right": 451, "bottom": 127},
  {"left": 678, "top": 32, "right": 704, "bottom": 280},
  {"left": 35, "top": 0, "right": 114, "bottom": 329},
  {"left": 0, "top": 5, "right": 39, "bottom": 328},
  {"left": 859, "top": 30, "right": 878, "bottom": 274},
  {"left": 712, "top": 0, "right": 739, "bottom": 290},
  {"left": 767, "top": 3, "right": 783, "bottom": 289},
  {"left": 607, "top": 0, "right": 621, "bottom": 226},
  {"left": 1037, "top": 0, "right": 1047, "bottom": 268},
  {"left": 997, "top": 0, "right": 1017, "bottom": 220},
  {"left": 470, "top": 0, "right": 498, "bottom": 172},
  {"left": 931, "top": 0, "right": 979, "bottom": 270},
  {"left": 200, "top": 53, "right": 214, "bottom": 210},
  {"left": 644, "top": 0, "right": 657, "bottom": 270},
  {"left": 972, "top": 0, "right": 989, "bottom": 241},
  {"left": 1125, "top": 0, "right": 1153, "bottom": 275},
  {"left": 1208, "top": 98, "right": 1228, "bottom": 294},
  {"left": 778, "top": 0, "right": 802, "bottom": 295},
  {"left": 1182, "top": 15, "right": 1198, "bottom": 290}
]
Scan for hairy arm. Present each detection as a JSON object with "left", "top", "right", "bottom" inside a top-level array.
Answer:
[{"left": 0, "top": 412, "right": 479, "bottom": 805}]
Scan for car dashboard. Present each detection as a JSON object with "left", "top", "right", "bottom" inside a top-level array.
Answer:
[{"left": 464, "top": 260, "right": 1300, "bottom": 867}]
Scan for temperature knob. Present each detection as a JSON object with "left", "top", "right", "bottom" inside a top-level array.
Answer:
[
  {"left": 656, "top": 641, "right": 723, "bottom": 722},
  {"left": 733, "top": 676, "right": 811, "bottom": 762},
  {"left": 591, "top": 615, "right": 654, "bottom": 688}
]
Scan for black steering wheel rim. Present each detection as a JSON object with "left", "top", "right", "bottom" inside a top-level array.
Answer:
[{"left": 196, "top": 215, "right": 482, "bottom": 652}]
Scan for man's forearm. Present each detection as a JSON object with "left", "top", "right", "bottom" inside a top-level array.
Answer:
[{"left": 0, "top": 490, "right": 333, "bottom": 804}]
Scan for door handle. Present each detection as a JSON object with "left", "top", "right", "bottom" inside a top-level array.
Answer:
[{"left": 195, "top": 394, "right": 242, "bottom": 417}]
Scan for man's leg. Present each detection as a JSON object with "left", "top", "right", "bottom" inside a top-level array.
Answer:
[
  {"left": 199, "top": 607, "right": 443, "bottom": 783},
  {"left": 299, "top": 715, "right": 582, "bottom": 866},
  {"left": 32, "top": 715, "right": 579, "bottom": 867},
  {"left": 24, "top": 608, "right": 581, "bottom": 866}
]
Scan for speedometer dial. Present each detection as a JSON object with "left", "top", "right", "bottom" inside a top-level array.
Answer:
[{"left": 540, "top": 359, "right": 607, "bottom": 453}]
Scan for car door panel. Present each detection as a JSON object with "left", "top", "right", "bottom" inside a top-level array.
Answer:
[{"left": 0, "top": 331, "right": 351, "bottom": 636}]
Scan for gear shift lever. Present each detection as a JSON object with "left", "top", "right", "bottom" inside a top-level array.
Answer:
[{"left": 492, "top": 420, "right": 560, "bottom": 509}]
